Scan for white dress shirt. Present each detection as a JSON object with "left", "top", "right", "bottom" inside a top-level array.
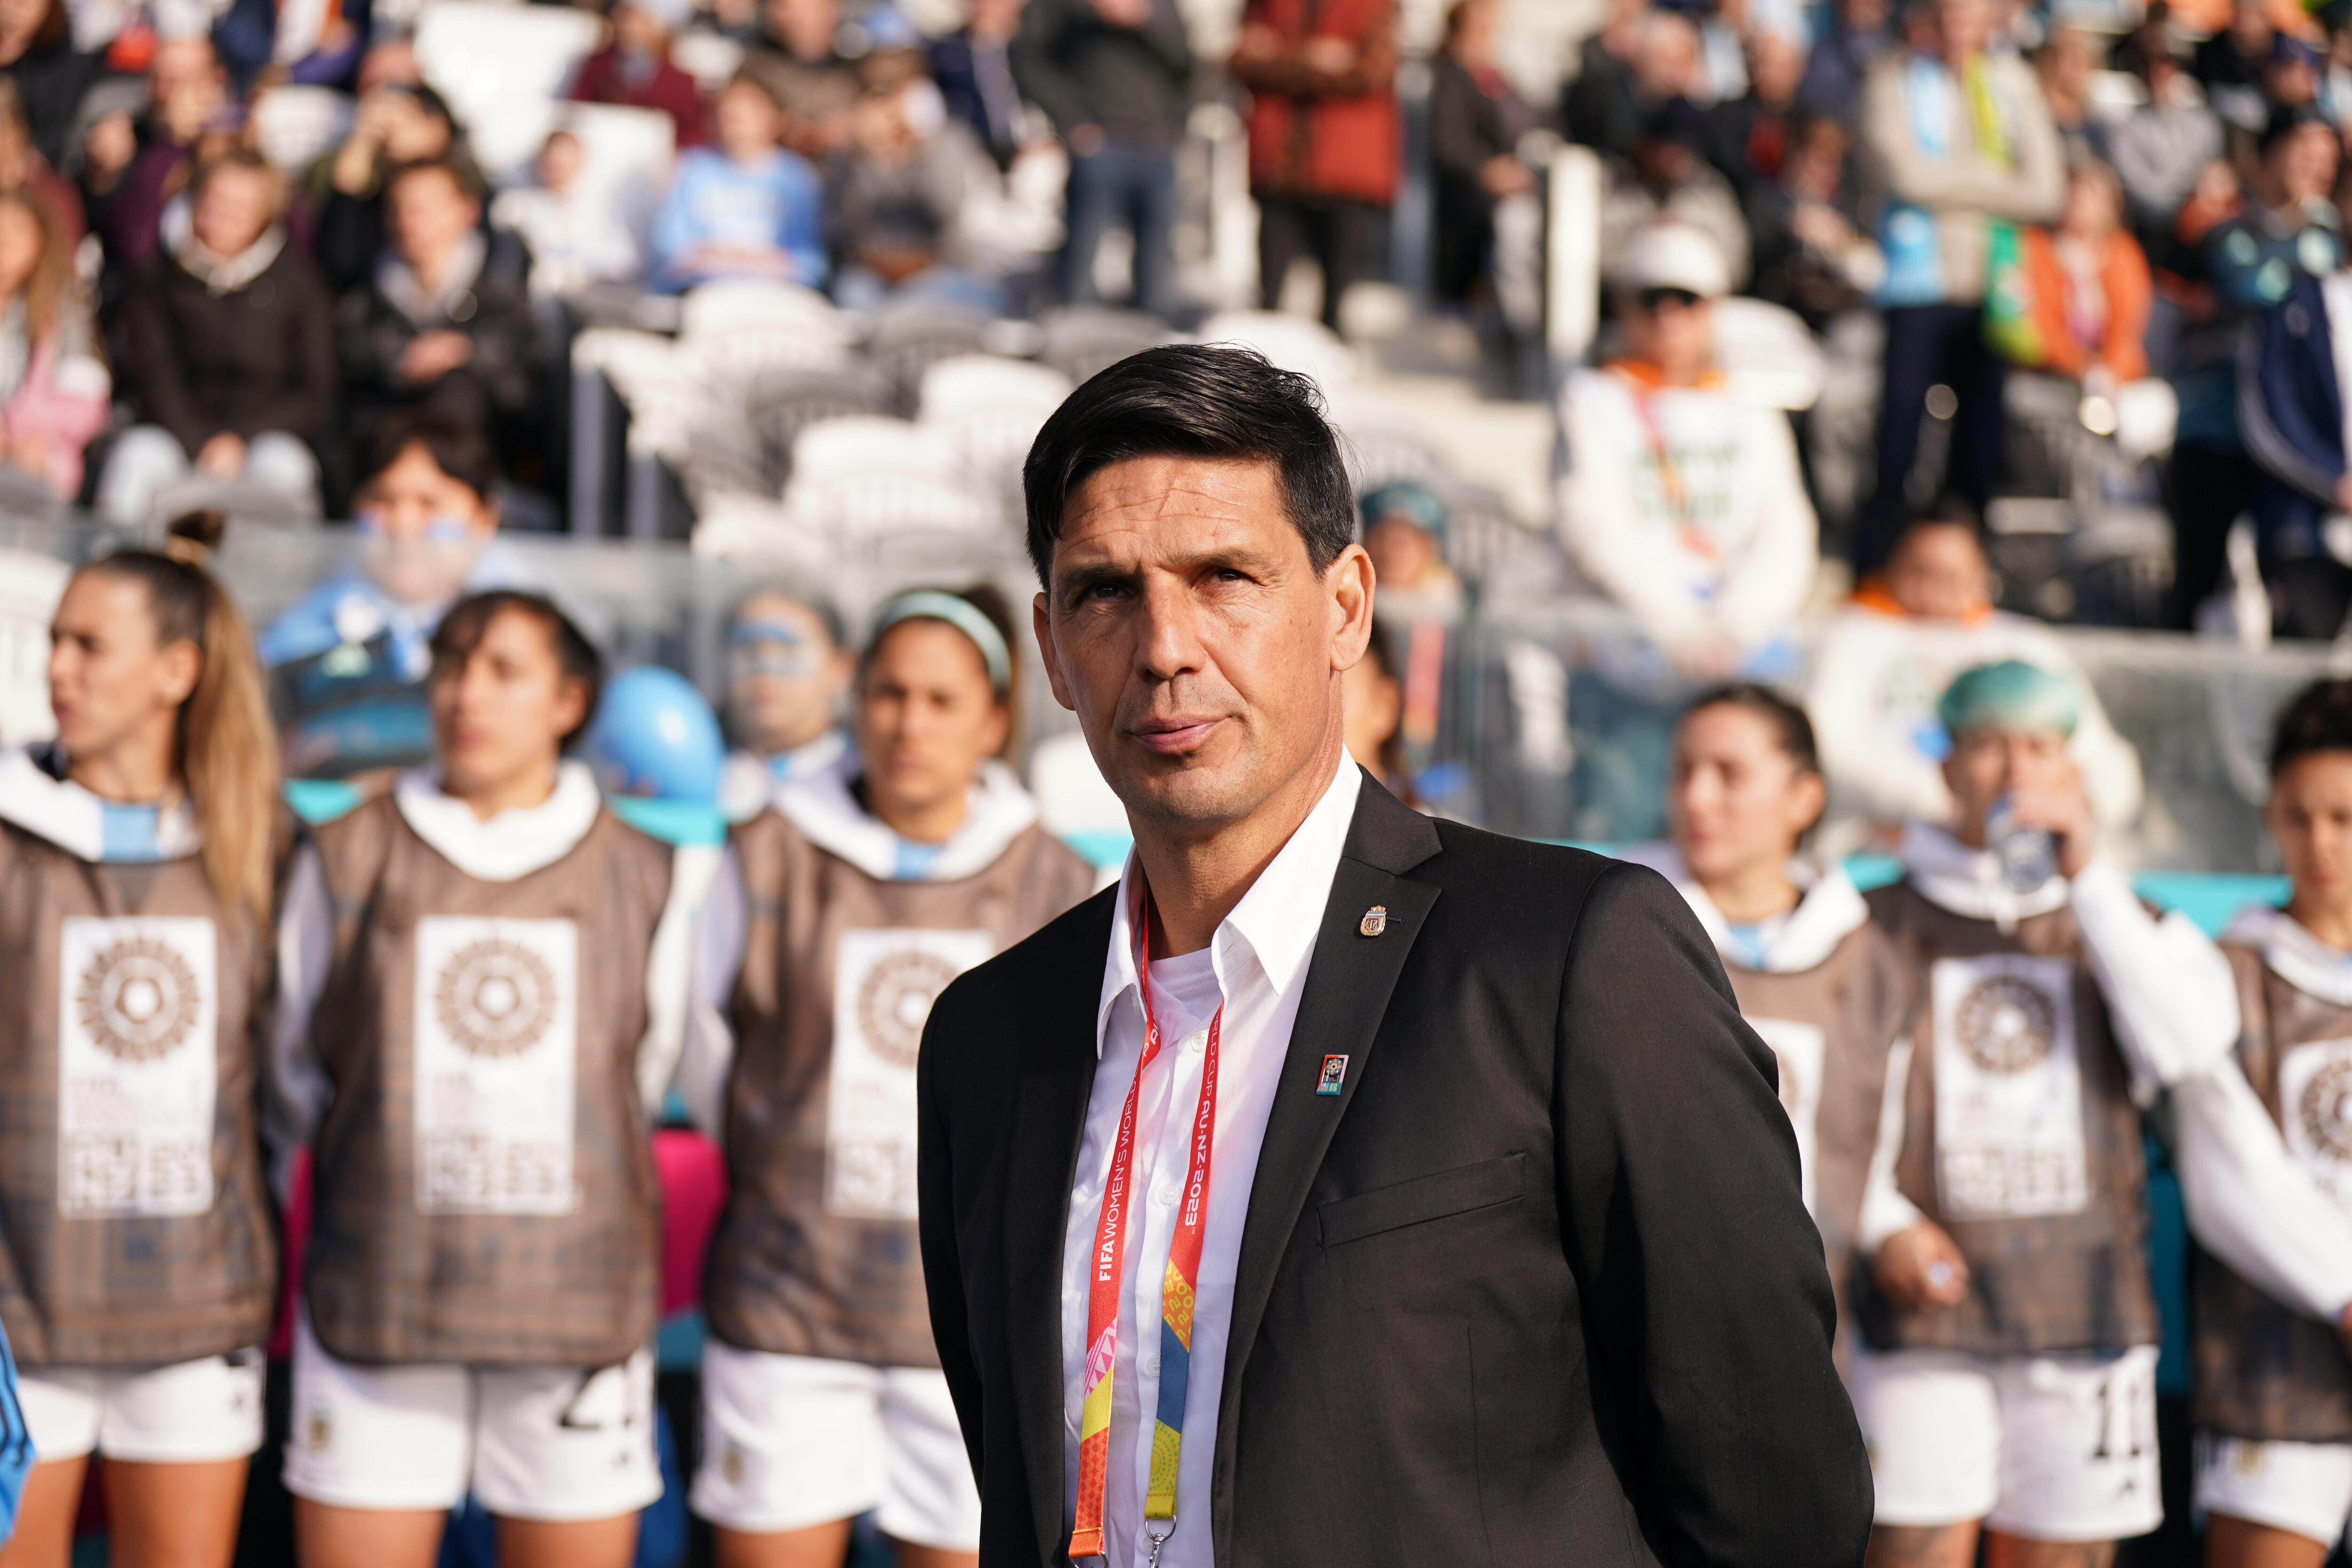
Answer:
[{"left": 1058, "top": 759, "right": 1361, "bottom": 1568}]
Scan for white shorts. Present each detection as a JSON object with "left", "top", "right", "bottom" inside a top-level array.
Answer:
[
  {"left": 691, "top": 1342, "right": 979, "bottom": 1551},
  {"left": 2195, "top": 1433, "right": 2352, "bottom": 1547},
  {"left": 17, "top": 1350, "right": 264, "bottom": 1465},
  {"left": 283, "top": 1313, "right": 662, "bottom": 1522},
  {"left": 1848, "top": 1344, "right": 2162, "bottom": 1541}
]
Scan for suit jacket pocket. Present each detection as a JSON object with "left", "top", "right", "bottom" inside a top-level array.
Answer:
[{"left": 1318, "top": 1152, "right": 1527, "bottom": 1248}]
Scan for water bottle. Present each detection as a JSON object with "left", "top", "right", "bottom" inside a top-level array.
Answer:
[{"left": 1985, "top": 793, "right": 2056, "bottom": 893}]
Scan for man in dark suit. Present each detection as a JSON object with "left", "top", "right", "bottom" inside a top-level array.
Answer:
[{"left": 917, "top": 343, "right": 1872, "bottom": 1568}]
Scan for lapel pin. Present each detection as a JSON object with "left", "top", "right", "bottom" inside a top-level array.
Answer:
[
  {"left": 1317, "top": 1055, "right": 1349, "bottom": 1095},
  {"left": 1359, "top": 904, "right": 1388, "bottom": 938}
]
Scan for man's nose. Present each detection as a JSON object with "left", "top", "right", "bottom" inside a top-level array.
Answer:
[{"left": 1133, "top": 578, "right": 1204, "bottom": 678}]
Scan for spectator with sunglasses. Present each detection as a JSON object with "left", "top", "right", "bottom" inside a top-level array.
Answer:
[{"left": 1554, "top": 220, "right": 1818, "bottom": 679}]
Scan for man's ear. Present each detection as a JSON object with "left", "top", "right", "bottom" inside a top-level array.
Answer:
[
  {"left": 1033, "top": 590, "right": 1076, "bottom": 712},
  {"left": 1327, "top": 542, "right": 1376, "bottom": 672}
]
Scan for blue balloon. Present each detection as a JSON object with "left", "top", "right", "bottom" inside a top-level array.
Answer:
[{"left": 583, "top": 666, "right": 725, "bottom": 805}]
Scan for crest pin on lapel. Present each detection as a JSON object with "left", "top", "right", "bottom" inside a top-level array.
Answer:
[
  {"left": 1317, "top": 1055, "right": 1349, "bottom": 1095},
  {"left": 1359, "top": 904, "right": 1388, "bottom": 938}
]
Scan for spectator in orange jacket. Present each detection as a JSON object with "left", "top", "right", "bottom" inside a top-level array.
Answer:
[
  {"left": 2021, "top": 155, "right": 2153, "bottom": 387},
  {"left": 1232, "top": 0, "right": 1398, "bottom": 330}
]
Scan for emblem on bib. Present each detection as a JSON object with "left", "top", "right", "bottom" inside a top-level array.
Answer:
[
  {"left": 57, "top": 916, "right": 217, "bottom": 1216},
  {"left": 855, "top": 948, "right": 966, "bottom": 1069},
  {"left": 434, "top": 938, "right": 559, "bottom": 1058},
  {"left": 413, "top": 916, "right": 579, "bottom": 1216},
  {"left": 827, "top": 928, "right": 994, "bottom": 1220},
  {"left": 1954, "top": 975, "right": 2057, "bottom": 1073},
  {"left": 2281, "top": 1040, "right": 2352, "bottom": 1212},
  {"left": 1931, "top": 954, "right": 2089, "bottom": 1220}
]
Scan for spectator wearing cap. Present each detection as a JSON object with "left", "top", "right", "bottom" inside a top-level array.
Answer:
[
  {"left": 101, "top": 149, "right": 334, "bottom": 524},
  {"left": 930, "top": 0, "right": 1027, "bottom": 168},
  {"left": 649, "top": 71, "right": 826, "bottom": 293},
  {"left": 745, "top": 0, "right": 860, "bottom": 159},
  {"left": 1361, "top": 479, "right": 1463, "bottom": 623},
  {"left": 1852, "top": 0, "right": 2064, "bottom": 574},
  {"left": 1232, "top": 0, "right": 1398, "bottom": 331},
  {"left": 1555, "top": 222, "right": 1818, "bottom": 676},
  {"left": 313, "top": 78, "right": 480, "bottom": 292},
  {"left": 2168, "top": 105, "right": 2340, "bottom": 625},
  {"left": 2237, "top": 160, "right": 2352, "bottom": 636},
  {"left": 570, "top": 0, "right": 711, "bottom": 149},
  {"left": 0, "top": 0, "right": 87, "bottom": 173},
  {"left": 335, "top": 158, "right": 535, "bottom": 465},
  {"left": 1601, "top": 97, "right": 1752, "bottom": 293},
  {"left": 1798, "top": 0, "right": 1892, "bottom": 123},
  {"left": 1011, "top": 0, "right": 1192, "bottom": 319}
]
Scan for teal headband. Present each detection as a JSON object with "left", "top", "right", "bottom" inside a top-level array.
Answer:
[
  {"left": 1937, "top": 659, "right": 2080, "bottom": 740},
  {"left": 870, "top": 590, "right": 1011, "bottom": 693}
]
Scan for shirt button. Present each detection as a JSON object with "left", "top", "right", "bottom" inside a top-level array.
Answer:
[
  {"left": 1180, "top": 1030, "right": 1207, "bottom": 1055},
  {"left": 1152, "top": 1183, "right": 1179, "bottom": 1206},
  {"left": 1140, "top": 1350, "right": 1160, "bottom": 1376}
]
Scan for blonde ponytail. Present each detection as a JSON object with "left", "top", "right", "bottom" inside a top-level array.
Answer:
[{"left": 80, "top": 533, "right": 280, "bottom": 928}]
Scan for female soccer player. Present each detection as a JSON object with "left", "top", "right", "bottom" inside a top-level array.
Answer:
[
  {"left": 683, "top": 588, "right": 1095, "bottom": 1568},
  {"left": 270, "top": 590, "right": 686, "bottom": 1568},
  {"left": 0, "top": 541, "right": 278, "bottom": 1567},
  {"left": 1647, "top": 684, "right": 1910, "bottom": 1341}
]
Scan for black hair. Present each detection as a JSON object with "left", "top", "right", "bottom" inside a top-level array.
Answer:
[
  {"left": 383, "top": 151, "right": 480, "bottom": 205},
  {"left": 2261, "top": 101, "right": 2332, "bottom": 156},
  {"left": 1682, "top": 682, "right": 1820, "bottom": 776},
  {"left": 429, "top": 591, "right": 604, "bottom": 747},
  {"left": 1886, "top": 495, "right": 1984, "bottom": 557},
  {"left": 1021, "top": 344, "right": 1355, "bottom": 585},
  {"left": 2270, "top": 677, "right": 2352, "bottom": 776},
  {"left": 362, "top": 407, "right": 501, "bottom": 501}
]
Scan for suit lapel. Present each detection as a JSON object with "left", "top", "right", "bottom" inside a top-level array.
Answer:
[
  {"left": 1210, "top": 783, "right": 1442, "bottom": 1560},
  {"left": 1004, "top": 890, "right": 1114, "bottom": 1568}
]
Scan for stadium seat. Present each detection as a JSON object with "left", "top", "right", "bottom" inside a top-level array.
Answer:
[
  {"left": 1037, "top": 305, "right": 1172, "bottom": 386},
  {"left": 917, "top": 355, "right": 1073, "bottom": 524},
  {"left": 414, "top": 1, "right": 606, "bottom": 180}
]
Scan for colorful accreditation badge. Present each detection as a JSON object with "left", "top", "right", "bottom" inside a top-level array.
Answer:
[{"left": 1317, "top": 1055, "right": 1349, "bottom": 1096}]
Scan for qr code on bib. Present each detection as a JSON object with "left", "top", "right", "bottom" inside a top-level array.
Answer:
[
  {"left": 61, "top": 1132, "right": 137, "bottom": 1210},
  {"left": 1941, "top": 1144, "right": 2089, "bottom": 1217},
  {"left": 421, "top": 1133, "right": 570, "bottom": 1211}
]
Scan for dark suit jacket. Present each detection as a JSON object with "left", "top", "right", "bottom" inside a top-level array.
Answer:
[{"left": 918, "top": 776, "right": 1873, "bottom": 1567}]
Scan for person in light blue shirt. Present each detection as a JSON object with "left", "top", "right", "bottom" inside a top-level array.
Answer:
[{"left": 651, "top": 73, "right": 827, "bottom": 294}]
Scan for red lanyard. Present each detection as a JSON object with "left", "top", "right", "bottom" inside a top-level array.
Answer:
[{"left": 1070, "top": 886, "right": 1223, "bottom": 1564}]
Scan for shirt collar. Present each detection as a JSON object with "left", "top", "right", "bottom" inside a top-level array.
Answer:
[{"left": 1094, "top": 760, "right": 1363, "bottom": 1059}]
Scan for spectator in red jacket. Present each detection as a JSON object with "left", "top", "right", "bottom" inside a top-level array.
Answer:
[
  {"left": 570, "top": 0, "right": 710, "bottom": 150},
  {"left": 1232, "top": 0, "right": 1398, "bottom": 330}
]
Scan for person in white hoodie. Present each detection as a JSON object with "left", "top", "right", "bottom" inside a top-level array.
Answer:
[
  {"left": 1553, "top": 219, "right": 1818, "bottom": 678},
  {"left": 2184, "top": 677, "right": 2352, "bottom": 1568},
  {"left": 268, "top": 590, "right": 692, "bottom": 1568},
  {"left": 681, "top": 587, "right": 1095, "bottom": 1568},
  {"left": 1632, "top": 683, "right": 1911, "bottom": 1350},
  {"left": 1850, "top": 658, "right": 2241, "bottom": 1568},
  {"left": 1806, "top": 509, "right": 2143, "bottom": 840}
]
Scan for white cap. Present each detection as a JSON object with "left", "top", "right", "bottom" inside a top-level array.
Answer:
[{"left": 1611, "top": 222, "right": 1732, "bottom": 300}]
